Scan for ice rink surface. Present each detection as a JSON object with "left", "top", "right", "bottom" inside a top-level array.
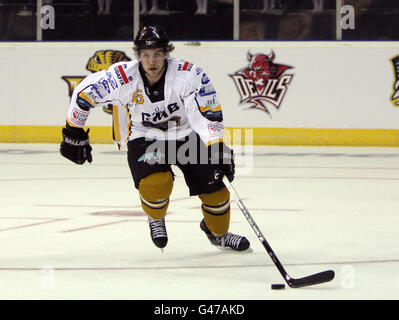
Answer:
[{"left": 1, "top": 143, "right": 399, "bottom": 300}]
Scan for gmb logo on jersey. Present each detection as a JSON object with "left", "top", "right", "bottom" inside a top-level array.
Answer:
[{"left": 141, "top": 103, "right": 180, "bottom": 131}]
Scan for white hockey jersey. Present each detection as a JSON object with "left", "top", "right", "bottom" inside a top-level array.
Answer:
[{"left": 67, "top": 57, "right": 225, "bottom": 149}]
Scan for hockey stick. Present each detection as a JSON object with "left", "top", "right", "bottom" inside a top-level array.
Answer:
[{"left": 223, "top": 176, "right": 334, "bottom": 288}]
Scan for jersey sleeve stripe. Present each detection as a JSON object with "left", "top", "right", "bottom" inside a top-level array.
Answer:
[
  {"left": 66, "top": 118, "right": 79, "bottom": 128},
  {"left": 206, "top": 138, "right": 224, "bottom": 147},
  {"left": 112, "top": 105, "right": 121, "bottom": 142},
  {"left": 78, "top": 91, "right": 95, "bottom": 106},
  {"left": 199, "top": 104, "right": 222, "bottom": 113}
]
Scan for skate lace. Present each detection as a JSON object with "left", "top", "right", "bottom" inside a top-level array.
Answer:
[
  {"left": 149, "top": 218, "right": 167, "bottom": 238},
  {"left": 221, "top": 232, "right": 242, "bottom": 248}
]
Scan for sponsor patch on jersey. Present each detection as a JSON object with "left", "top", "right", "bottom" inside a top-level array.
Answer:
[
  {"left": 77, "top": 79, "right": 112, "bottom": 107},
  {"left": 199, "top": 83, "right": 216, "bottom": 97},
  {"left": 203, "top": 94, "right": 219, "bottom": 108},
  {"left": 91, "top": 82, "right": 108, "bottom": 100},
  {"left": 208, "top": 123, "right": 224, "bottom": 137},
  {"left": 197, "top": 73, "right": 216, "bottom": 97},
  {"left": 201, "top": 73, "right": 210, "bottom": 84},
  {"left": 114, "top": 65, "right": 129, "bottom": 85},
  {"left": 70, "top": 106, "right": 89, "bottom": 126},
  {"left": 196, "top": 92, "right": 223, "bottom": 122},
  {"left": 106, "top": 72, "right": 119, "bottom": 90},
  {"left": 178, "top": 61, "right": 193, "bottom": 72},
  {"left": 99, "top": 79, "right": 111, "bottom": 94}
]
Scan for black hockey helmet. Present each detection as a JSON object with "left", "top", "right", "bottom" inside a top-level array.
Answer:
[{"left": 133, "top": 25, "right": 173, "bottom": 53}]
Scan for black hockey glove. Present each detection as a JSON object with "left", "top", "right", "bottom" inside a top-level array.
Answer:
[
  {"left": 60, "top": 123, "right": 92, "bottom": 165},
  {"left": 208, "top": 142, "right": 235, "bottom": 183}
]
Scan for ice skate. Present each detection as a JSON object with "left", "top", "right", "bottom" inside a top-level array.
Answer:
[
  {"left": 148, "top": 216, "right": 168, "bottom": 249},
  {"left": 200, "top": 219, "right": 250, "bottom": 252}
]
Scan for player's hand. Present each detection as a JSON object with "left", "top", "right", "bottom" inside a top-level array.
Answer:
[
  {"left": 60, "top": 123, "right": 92, "bottom": 165},
  {"left": 208, "top": 142, "right": 235, "bottom": 183}
]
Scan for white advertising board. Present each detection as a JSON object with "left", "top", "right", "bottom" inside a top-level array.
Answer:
[{"left": 1, "top": 41, "right": 399, "bottom": 144}]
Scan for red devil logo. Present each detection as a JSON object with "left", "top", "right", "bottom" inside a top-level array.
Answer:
[{"left": 230, "top": 50, "right": 294, "bottom": 114}]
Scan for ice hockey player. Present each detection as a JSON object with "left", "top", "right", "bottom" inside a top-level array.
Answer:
[{"left": 60, "top": 25, "right": 250, "bottom": 252}]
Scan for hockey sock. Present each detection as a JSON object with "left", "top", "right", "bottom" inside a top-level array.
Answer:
[
  {"left": 139, "top": 171, "right": 173, "bottom": 220},
  {"left": 198, "top": 187, "right": 230, "bottom": 236}
]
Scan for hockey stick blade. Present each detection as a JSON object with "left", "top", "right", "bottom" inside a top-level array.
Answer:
[
  {"left": 286, "top": 270, "right": 335, "bottom": 288},
  {"left": 223, "top": 177, "right": 335, "bottom": 288}
]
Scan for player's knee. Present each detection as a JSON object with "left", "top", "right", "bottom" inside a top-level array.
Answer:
[
  {"left": 199, "top": 187, "right": 230, "bottom": 206},
  {"left": 139, "top": 171, "right": 173, "bottom": 220},
  {"left": 199, "top": 187, "right": 230, "bottom": 235}
]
